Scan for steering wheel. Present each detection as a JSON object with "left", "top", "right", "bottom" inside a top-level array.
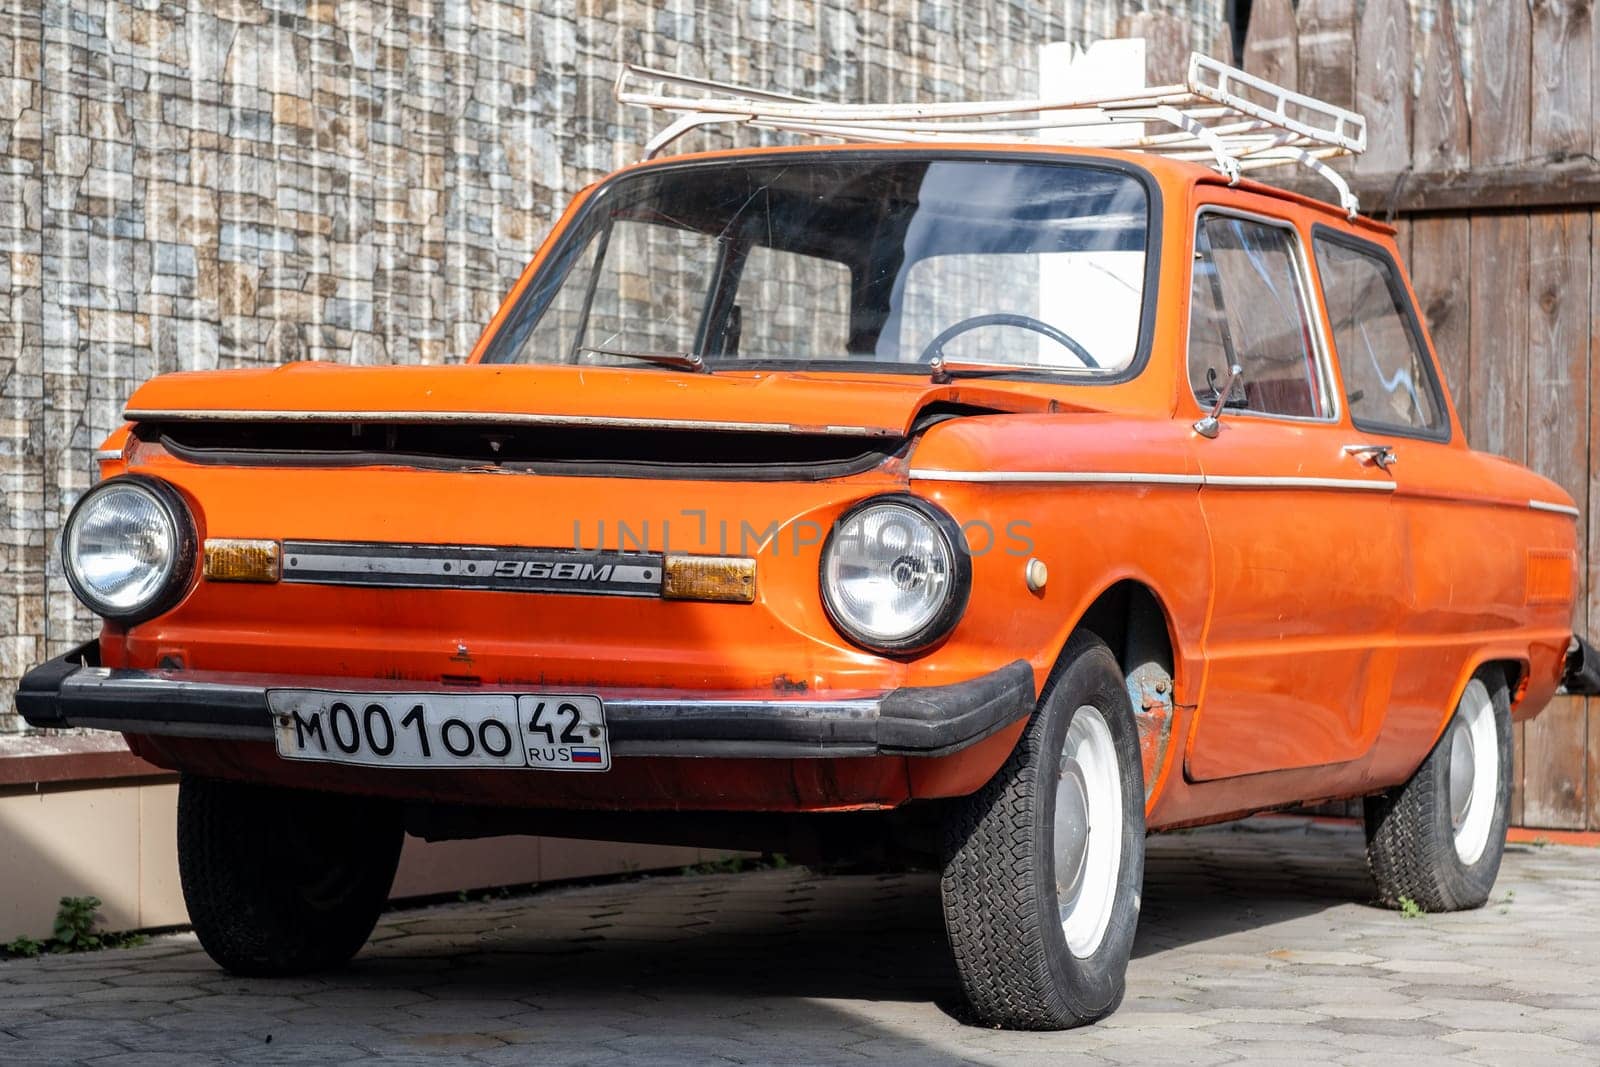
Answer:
[{"left": 919, "top": 312, "right": 1099, "bottom": 369}]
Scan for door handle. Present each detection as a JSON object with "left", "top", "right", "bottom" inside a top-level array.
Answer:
[{"left": 1342, "top": 443, "right": 1397, "bottom": 470}]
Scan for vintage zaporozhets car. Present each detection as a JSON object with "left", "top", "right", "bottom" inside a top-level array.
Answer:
[{"left": 17, "top": 54, "right": 1600, "bottom": 1029}]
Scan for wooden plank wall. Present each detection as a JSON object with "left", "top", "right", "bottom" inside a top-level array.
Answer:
[{"left": 1245, "top": 0, "right": 1598, "bottom": 829}]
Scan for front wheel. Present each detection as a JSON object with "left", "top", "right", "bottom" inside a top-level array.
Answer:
[
  {"left": 1364, "top": 667, "right": 1512, "bottom": 911},
  {"left": 178, "top": 775, "right": 404, "bottom": 976},
  {"left": 940, "top": 632, "right": 1146, "bottom": 1029}
]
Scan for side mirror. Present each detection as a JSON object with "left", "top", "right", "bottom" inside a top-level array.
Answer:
[{"left": 1193, "top": 363, "right": 1244, "bottom": 439}]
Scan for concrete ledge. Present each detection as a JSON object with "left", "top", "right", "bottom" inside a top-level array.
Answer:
[{"left": 0, "top": 734, "right": 168, "bottom": 789}]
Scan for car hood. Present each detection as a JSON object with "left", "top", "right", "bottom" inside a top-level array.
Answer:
[{"left": 123, "top": 361, "right": 1070, "bottom": 438}]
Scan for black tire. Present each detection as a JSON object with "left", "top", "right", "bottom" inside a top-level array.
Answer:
[
  {"left": 178, "top": 775, "right": 404, "bottom": 976},
  {"left": 940, "top": 632, "right": 1146, "bottom": 1030},
  {"left": 1364, "top": 666, "right": 1512, "bottom": 912}
]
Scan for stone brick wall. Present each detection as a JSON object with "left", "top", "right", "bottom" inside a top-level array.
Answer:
[{"left": 0, "top": 1, "right": 1223, "bottom": 732}]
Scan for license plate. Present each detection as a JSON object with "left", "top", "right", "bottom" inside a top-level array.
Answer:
[{"left": 268, "top": 690, "right": 611, "bottom": 772}]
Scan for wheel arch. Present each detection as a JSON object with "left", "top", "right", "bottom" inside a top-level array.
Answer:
[
  {"left": 1429, "top": 653, "right": 1527, "bottom": 753},
  {"left": 1073, "top": 581, "right": 1179, "bottom": 682},
  {"left": 1051, "top": 577, "right": 1187, "bottom": 809}
]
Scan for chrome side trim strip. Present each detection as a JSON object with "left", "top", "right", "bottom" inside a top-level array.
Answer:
[
  {"left": 1204, "top": 475, "right": 1395, "bottom": 492},
  {"left": 91, "top": 447, "right": 125, "bottom": 463},
  {"left": 124, "top": 408, "right": 897, "bottom": 438},
  {"left": 908, "top": 469, "right": 1203, "bottom": 486},
  {"left": 911, "top": 470, "right": 1581, "bottom": 512},
  {"left": 908, "top": 469, "right": 1394, "bottom": 492}
]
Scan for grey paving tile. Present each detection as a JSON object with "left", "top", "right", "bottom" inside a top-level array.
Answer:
[
  {"left": 220, "top": 1044, "right": 372, "bottom": 1065},
  {"left": 86, "top": 1054, "right": 232, "bottom": 1067},
  {"left": 0, "top": 824, "right": 1593, "bottom": 1064},
  {"left": 472, "top": 1045, "right": 632, "bottom": 1067},
  {"left": 1440, "top": 1029, "right": 1587, "bottom": 1055}
]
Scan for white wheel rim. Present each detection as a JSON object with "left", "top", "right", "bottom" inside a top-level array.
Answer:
[
  {"left": 1053, "top": 704, "right": 1122, "bottom": 958},
  {"left": 1449, "top": 679, "right": 1498, "bottom": 866}
]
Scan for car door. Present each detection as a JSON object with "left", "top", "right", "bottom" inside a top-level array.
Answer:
[
  {"left": 1307, "top": 226, "right": 1537, "bottom": 749},
  {"left": 1184, "top": 206, "right": 1404, "bottom": 781}
]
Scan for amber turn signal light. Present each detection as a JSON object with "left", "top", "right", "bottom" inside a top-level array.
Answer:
[
  {"left": 662, "top": 554, "right": 756, "bottom": 603},
  {"left": 203, "top": 539, "right": 282, "bottom": 583}
]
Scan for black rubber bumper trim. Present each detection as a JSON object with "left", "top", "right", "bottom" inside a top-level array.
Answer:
[
  {"left": 16, "top": 642, "right": 282, "bottom": 741},
  {"left": 13, "top": 641, "right": 98, "bottom": 729},
  {"left": 609, "top": 660, "right": 1037, "bottom": 758},
  {"left": 1562, "top": 636, "right": 1600, "bottom": 696},
  {"left": 877, "top": 659, "right": 1037, "bottom": 756},
  {"left": 14, "top": 647, "right": 1038, "bottom": 759}
]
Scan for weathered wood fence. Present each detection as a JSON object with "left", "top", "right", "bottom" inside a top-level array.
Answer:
[{"left": 1233, "top": 0, "right": 1599, "bottom": 831}]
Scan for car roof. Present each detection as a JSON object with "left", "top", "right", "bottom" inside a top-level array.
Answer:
[{"left": 602, "top": 141, "right": 1395, "bottom": 239}]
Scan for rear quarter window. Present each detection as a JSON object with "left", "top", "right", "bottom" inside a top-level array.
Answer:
[{"left": 1313, "top": 229, "right": 1449, "bottom": 440}]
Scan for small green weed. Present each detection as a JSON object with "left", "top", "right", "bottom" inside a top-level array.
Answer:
[
  {"left": 681, "top": 855, "right": 748, "bottom": 877},
  {"left": 53, "top": 896, "right": 106, "bottom": 951},
  {"left": 1397, "top": 895, "right": 1425, "bottom": 919},
  {"left": 680, "top": 853, "right": 791, "bottom": 877},
  {"left": 4, "top": 897, "right": 146, "bottom": 959},
  {"left": 4, "top": 935, "right": 45, "bottom": 959}
]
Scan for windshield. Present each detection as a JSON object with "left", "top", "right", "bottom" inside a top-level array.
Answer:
[{"left": 481, "top": 156, "right": 1152, "bottom": 376}]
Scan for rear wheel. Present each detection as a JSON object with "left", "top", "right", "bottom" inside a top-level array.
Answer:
[
  {"left": 1364, "top": 667, "right": 1511, "bottom": 911},
  {"left": 940, "top": 633, "right": 1146, "bottom": 1029},
  {"left": 178, "top": 775, "right": 403, "bottom": 976}
]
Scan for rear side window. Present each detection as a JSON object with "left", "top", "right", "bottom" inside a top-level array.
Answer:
[
  {"left": 1313, "top": 232, "right": 1448, "bottom": 438},
  {"left": 1187, "top": 214, "right": 1324, "bottom": 419}
]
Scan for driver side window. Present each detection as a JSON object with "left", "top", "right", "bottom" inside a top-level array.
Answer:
[{"left": 1187, "top": 214, "right": 1326, "bottom": 419}]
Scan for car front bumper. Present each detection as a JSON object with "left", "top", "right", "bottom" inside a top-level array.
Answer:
[{"left": 16, "top": 642, "right": 1037, "bottom": 760}]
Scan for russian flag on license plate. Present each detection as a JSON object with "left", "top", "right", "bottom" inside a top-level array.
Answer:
[{"left": 571, "top": 747, "right": 604, "bottom": 764}]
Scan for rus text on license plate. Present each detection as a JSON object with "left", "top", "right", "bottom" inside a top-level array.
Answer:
[{"left": 267, "top": 691, "right": 611, "bottom": 772}]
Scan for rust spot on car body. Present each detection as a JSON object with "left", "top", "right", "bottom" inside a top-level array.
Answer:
[{"left": 772, "top": 673, "right": 809, "bottom": 694}]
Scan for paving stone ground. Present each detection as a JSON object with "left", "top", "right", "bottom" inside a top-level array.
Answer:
[{"left": 1, "top": 818, "right": 1596, "bottom": 1065}]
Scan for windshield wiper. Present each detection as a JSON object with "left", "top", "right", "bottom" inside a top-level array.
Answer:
[
  {"left": 576, "top": 346, "right": 711, "bottom": 374},
  {"left": 929, "top": 356, "right": 1034, "bottom": 383}
]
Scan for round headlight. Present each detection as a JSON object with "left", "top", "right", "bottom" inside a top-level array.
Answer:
[
  {"left": 820, "top": 496, "right": 971, "bottom": 653},
  {"left": 62, "top": 476, "right": 196, "bottom": 622}
]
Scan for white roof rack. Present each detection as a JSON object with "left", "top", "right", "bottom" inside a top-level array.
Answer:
[{"left": 615, "top": 52, "right": 1368, "bottom": 219}]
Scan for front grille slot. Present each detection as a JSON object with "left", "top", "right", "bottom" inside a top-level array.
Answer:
[{"left": 142, "top": 419, "right": 900, "bottom": 481}]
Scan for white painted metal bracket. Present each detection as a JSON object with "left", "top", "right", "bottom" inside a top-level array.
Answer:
[{"left": 615, "top": 46, "right": 1369, "bottom": 216}]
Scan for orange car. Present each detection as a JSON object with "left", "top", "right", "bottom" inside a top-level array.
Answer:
[{"left": 17, "top": 60, "right": 1600, "bottom": 1030}]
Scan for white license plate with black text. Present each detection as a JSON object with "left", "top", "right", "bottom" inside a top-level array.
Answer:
[{"left": 268, "top": 690, "right": 611, "bottom": 772}]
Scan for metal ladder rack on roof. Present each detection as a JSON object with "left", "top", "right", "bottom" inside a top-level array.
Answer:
[{"left": 614, "top": 51, "right": 1368, "bottom": 219}]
